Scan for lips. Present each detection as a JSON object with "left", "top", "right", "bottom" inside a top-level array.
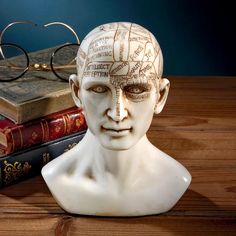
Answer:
[
  {"left": 101, "top": 126, "right": 132, "bottom": 136},
  {"left": 102, "top": 126, "right": 131, "bottom": 132}
]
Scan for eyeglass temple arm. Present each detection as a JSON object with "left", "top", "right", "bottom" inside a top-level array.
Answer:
[
  {"left": 0, "top": 21, "right": 80, "bottom": 59},
  {"left": 44, "top": 22, "right": 80, "bottom": 45},
  {"left": 0, "top": 21, "right": 37, "bottom": 59}
]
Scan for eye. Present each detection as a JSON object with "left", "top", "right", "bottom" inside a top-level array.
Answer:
[
  {"left": 89, "top": 85, "right": 108, "bottom": 93},
  {"left": 123, "top": 83, "right": 152, "bottom": 101},
  {"left": 126, "top": 86, "right": 144, "bottom": 94},
  {"left": 124, "top": 84, "right": 151, "bottom": 94}
]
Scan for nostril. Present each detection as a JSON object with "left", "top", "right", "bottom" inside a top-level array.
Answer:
[{"left": 106, "top": 108, "right": 128, "bottom": 122}]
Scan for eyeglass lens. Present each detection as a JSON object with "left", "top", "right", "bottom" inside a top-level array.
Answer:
[
  {"left": 51, "top": 44, "right": 79, "bottom": 81},
  {"left": 0, "top": 44, "right": 28, "bottom": 81}
]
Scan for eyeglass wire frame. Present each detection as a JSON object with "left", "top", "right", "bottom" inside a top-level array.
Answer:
[
  {"left": 0, "top": 42, "right": 80, "bottom": 82},
  {"left": 0, "top": 21, "right": 80, "bottom": 82}
]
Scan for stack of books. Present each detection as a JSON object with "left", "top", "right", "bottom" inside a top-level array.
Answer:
[{"left": 0, "top": 46, "right": 87, "bottom": 188}]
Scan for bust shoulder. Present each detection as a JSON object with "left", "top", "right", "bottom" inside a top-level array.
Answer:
[{"left": 42, "top": 139, "right": 191, "bottom": 216}]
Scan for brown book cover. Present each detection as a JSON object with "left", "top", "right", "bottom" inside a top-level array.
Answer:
[
  {"left": 0, "top": 46, "right": 76, "bottom": 123},
  {"left": 0, "top": 107, "right": 87, "bottom": 155}
]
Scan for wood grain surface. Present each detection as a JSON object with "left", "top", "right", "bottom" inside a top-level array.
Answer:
[{"left": 0, "top": 76, "right": 235, "bottom": 236}]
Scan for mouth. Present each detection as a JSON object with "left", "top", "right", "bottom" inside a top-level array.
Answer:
[{"left": 101, "top": 126, "right": 132, "bottom": 136}]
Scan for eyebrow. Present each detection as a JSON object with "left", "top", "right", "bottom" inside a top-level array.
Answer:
[
  {"left": 110, "top": 75, "right": 152, "bottom": 88},
  {"left": 82, "top": 76, "right": 110, "bottom": 86}
]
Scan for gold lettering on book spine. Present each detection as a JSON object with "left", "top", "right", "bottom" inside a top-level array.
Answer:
[
  {"left": 64, "top": 142, "right": 78, "bottom": 153},
  {"left": 64, "top": 114, "right": 71, "bottom": 134},
  {"left": 3, "top": 160, "right": 31, "bottom": 184},
  {"left": 9, "top": 131, "right": 15, "bottom": 153},
  {"left": 17, "top": 126, "right": 24, "bottom": 149},
  {"left": 43, "top": 153, "right": 51, "bottom": 165}
]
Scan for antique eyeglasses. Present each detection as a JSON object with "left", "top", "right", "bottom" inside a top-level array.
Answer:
[{"left": 0, "top": 21, "right": 80, "bottom": 82}]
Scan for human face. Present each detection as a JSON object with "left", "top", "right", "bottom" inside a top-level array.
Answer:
[{"left": 80, "top": 74, "right": 158, "bottom": 151}]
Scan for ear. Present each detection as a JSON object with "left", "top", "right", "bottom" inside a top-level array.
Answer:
[
  {"left": 69, "top": 74, "right": 82, "bottom": 107},
  {"left": 154, "top": 78, "right": 170, "bottom": 114}
]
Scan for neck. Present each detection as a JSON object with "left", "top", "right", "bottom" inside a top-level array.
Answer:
[{"left": 83, "top": 130, "right": 150, "bottom": 178}]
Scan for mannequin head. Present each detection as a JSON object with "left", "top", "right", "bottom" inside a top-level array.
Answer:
[{"left": 70, "top": 22, "right": 170, "bottom": 150}]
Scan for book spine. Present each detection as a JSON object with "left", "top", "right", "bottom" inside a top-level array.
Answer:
[
  {"left": 0, "top": 144, "right": 5, "bottom": 157},
  {"left": 3, "top": 109, "right": 87, "bottom": 154},
  {"left": 0, "top": 131, "right": 85, "bottom": 188}
]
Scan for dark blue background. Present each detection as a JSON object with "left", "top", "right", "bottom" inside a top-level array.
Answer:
[{"left": 0, "top": 0, "right": 235, "bottom": 76}]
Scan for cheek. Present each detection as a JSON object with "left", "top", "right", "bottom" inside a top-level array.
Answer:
[
  {"left": 130, "top": 94, "right": 156, "bottom": 117},
  {"left": 129, "top": 96, "right": 156, "bottom": 133},
  {"left": 81, "top": 92, "right": 108, "bottom": 116},
  {"left": 138, "top": 108, "right": 154, "bottom": 128},
  {"left": 82, "top": 99, "right": 96, "bottom": 118}
]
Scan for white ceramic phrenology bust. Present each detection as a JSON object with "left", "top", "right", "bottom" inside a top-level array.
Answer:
[{"left": 42, "top": 22, "right": 191, "bottom": 216}]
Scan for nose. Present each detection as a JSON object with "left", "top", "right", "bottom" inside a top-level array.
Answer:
[{"left": 107, "top": 89, "right": 128, "bottom": 122}]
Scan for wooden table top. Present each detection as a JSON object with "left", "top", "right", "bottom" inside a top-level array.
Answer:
[{"left": 0, "top": 76, "right": 235, "bottom": 235}]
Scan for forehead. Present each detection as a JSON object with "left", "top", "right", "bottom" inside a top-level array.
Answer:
[
  {"left": 82, "top": 61, "right": 157, "bottom": 81},
  {"left": 82, "top": 61, "right": 157, "bottom": 90},
  {"left": 77, "top": 22, "right": 163, "bottom": 81}
]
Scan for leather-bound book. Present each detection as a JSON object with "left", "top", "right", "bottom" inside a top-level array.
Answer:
[
  {"left": 0, "top": 131, "right": 85, "bottom": 188},
  {"left": 0, "top": 46, "right": 76, "bottom": 124},
  {"left": 0, "top": 107, "right": 87, "bottom": 155}
]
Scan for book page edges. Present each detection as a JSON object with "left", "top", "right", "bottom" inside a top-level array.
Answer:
[{"left": 0, "top": 88, "right": 75, "bottom": 124}]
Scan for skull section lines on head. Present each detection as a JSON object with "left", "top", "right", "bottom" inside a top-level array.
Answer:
[{"left": 77, "top": 22, "right": 163, "bottom": 83}]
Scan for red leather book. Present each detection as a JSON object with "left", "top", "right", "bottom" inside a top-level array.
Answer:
[
  {"left": 0, "top": 144, "right": 6, "bottom": 157},
  {"left": 0, "top": 107, "right": 87, "bottom": 155}
]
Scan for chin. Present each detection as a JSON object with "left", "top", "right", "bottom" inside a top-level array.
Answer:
[
  {"left": 99, "top": 136, "right": 137, "bottom": 151},
  {"left": 101, "top": 143, "right": 131, "bottom": 151}
]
